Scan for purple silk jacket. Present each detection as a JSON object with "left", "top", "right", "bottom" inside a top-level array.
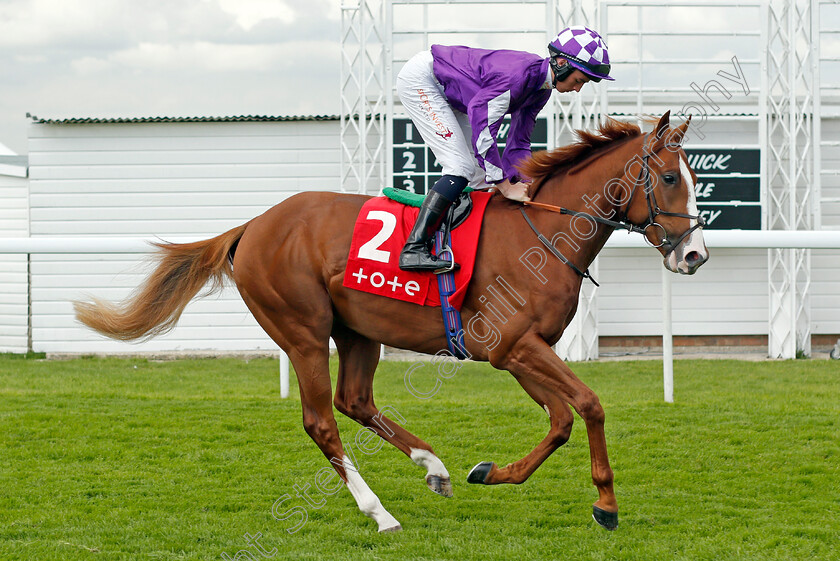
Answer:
[{"left": 430, "top": 44, "right": 551, "bottom": 184}]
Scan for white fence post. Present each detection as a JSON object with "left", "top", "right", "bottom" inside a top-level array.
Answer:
[
  {"left": 662, "top": 267, "right": 674, "bottom": 404},
  {"left": 279, "top": 350, "right": 290, "bottom": 399}
]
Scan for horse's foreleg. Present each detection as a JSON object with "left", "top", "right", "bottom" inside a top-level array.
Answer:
[
  {"left": 467, "top": 375, "right": 573, "bottom": 485},
  {"left": 332, "top": 328, "right": 453, "bottom": 498},
  {"left": 472, "top": 335, "right": 618, "bottom": 530}
]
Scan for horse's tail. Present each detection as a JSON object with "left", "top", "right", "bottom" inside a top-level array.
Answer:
[{"left": 74, "top": 222, "right": 250, "bottom": 341}]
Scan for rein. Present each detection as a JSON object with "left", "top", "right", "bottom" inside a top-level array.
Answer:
[
  {"left": 519, "top": 208, "right": 599, "bottom": 286},
  {"left": 520, "top": 133, "right": 705, "bottom": 284}
]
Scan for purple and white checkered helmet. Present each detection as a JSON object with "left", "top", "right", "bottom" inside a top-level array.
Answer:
[{"left": 548, "top": 26, "right": 613, "bottom": 82}]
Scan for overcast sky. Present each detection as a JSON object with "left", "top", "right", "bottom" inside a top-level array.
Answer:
[
  {"left": 2, "top": 1, "right": 836, "bottom": 156},
  {"left": 0, "top": 0, "right": 340, "bottom": 154}
]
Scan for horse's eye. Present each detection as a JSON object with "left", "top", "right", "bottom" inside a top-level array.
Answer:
[{"left": 662, "top": 174, "right": 678, "bottom": 185}]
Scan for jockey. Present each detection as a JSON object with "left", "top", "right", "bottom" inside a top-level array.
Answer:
[{"left": 396, "top": 26, "right": 613, "bottom": 272}]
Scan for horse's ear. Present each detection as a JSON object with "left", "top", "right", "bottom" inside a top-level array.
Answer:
[
  {"left": 645, "top": 111, "right": 671, "bottom": 153},
  {"left": 668, "top": 115, "right": 692, "bottom": 146},
  {"left": 655, "top": 111, "right": 671, "bottom": 139}
]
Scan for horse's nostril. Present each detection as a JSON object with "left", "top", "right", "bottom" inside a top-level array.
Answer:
[{"left": 686, "top": 251, "right": 701, "bottom": 264}]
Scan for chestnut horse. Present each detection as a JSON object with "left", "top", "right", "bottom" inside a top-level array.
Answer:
[{"left": 75, "top": 112, "right": 708, "bottom": 532}]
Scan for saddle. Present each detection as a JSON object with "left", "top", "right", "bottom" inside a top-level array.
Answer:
[
  {"left": 382, "top": 187, "right": 475, "bottom": 230},
  {"left": 343, "top": 189, "right": 492, "bottom": 309}
]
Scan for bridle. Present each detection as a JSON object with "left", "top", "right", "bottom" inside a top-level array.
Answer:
[
  {"left": 627, "top": 134, "right": 706, "bottom": 255},
  {"left": 520, "top": 133, "right": 706, "bottom": 285}
]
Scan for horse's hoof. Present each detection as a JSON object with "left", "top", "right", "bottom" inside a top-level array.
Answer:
[
  {"left": 467, "top": 461, "right": 495, "bottom": 484},
  {"left": 592, "top": 506, "right": 618, "bottom": 530},
  {"left": 378, "top": 523, "right": 402, "bottom": 534},
  {"left": 426, "top": 474, "right": 453, "bottom": 497}
]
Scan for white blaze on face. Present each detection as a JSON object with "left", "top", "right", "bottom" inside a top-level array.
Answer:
[
  {"left": 665, "top": 155, "right": 709, "bottom": 274},
  {"left": 341, "top": 455, "right": 401, "bottom": 532}
]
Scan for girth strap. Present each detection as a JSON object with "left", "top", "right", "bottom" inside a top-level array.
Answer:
[{"left": 433, "top": 229, "right": 469, "bottom": 359}]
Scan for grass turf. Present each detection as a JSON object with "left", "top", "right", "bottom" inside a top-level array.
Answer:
[{"left": 0, "top": 354, "right": 838, "bottom": 560}]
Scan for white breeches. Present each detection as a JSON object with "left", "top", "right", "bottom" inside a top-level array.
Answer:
[{"left": 396, "top": 51, "right": 487, "bottom": 188}]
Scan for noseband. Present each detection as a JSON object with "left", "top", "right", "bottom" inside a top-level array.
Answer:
[{"left": 520, "top": 133, "right": 706, "bottom": 284}]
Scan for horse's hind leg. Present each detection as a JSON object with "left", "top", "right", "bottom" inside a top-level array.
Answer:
[
  {"left": 332, "top": 327, "right": 453, "bottom": 497},
  {"left": 242, "top": 300, "right": 401, "bottom": 532},
  {"left": 295, "top": 348, "right": 401, "bottom": 532}
]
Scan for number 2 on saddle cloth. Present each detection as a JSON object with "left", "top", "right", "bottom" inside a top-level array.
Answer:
[{"left": 342, "top": 191, "right": 493, "bottom": 359}]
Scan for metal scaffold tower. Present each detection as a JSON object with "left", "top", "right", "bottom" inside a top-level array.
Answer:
[
  {"left": 339, "top": 0, "right": 832, "bottom": 361},
  {"left": 339, "top": 0, "right": 602, "bottom": 361},
  {"left": 383, "top": 0, "right": 602, "bottom": 361},
  {"left": 764, "top": 0, "right": 817, "bottom": 358},
  {"left": 551, "top": 0, "right": 604, "bottom": 362},
  {"left": 340, "top": 0, "right": 388, "bottom": 195}
]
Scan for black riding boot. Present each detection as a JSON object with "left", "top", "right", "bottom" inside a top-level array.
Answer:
[{"left": 399, "top": 191, "right": 457, "bottom": 272}]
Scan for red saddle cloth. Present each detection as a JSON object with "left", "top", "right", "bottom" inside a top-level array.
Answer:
[{"left": 343, "top": 191, "right": 492, "bottom": 309}]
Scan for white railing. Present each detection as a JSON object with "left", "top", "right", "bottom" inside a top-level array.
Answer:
[
  {"left": 0, "top": 236, "right": 291, "bottom": 398},
  {"left": 0, "top": 237, "right": 197, "bottom": 253},
  {"left": 610, "top": 230, "right": 840, "bottom": 402},
  {"left": 3, "top": 230, "right": 840, "bottom": 403},
  {"left": 5, "top": 230, "right": 840, "bottom": 254},
  {"left": 606, "top": 230, "right": 840, "bottom": 249}
]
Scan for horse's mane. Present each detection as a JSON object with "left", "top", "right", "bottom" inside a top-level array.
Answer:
[{"left": 518, "top": 118, "right": 642, "bottom": 184}]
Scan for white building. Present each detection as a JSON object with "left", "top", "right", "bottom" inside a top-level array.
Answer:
[
  {"left": 8, "top": 113, "right": 838, "bottom": 356},
  {"left": 0, "top": 142, "right": 29, "bottom": 353},
  {"left": 25, "top": 115, "right": 339, "bottom": 354}
]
